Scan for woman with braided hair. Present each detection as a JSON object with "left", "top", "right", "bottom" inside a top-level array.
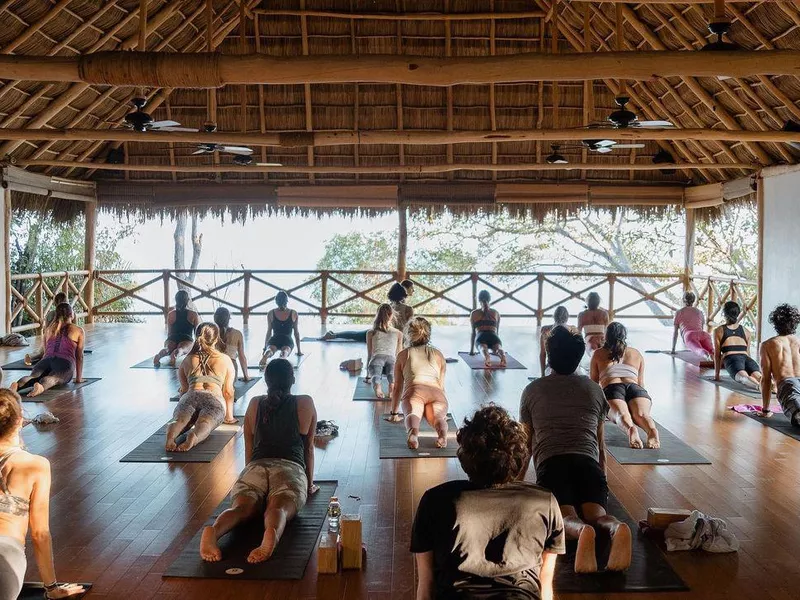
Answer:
[{"left": 166, "top": 323, "right": 237, "bottom": 452}]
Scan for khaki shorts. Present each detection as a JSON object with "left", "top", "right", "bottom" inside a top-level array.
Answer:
[{"left": 231, "top": 458, "right": 308, "bottom": 511}]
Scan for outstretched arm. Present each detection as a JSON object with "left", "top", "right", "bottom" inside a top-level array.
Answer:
[
  {"left": 469, "top": 312, "right": 476, "bottom": 354},
  {"left": 760, "top": 344, "right": 773, "bottom": 416},
  {"left": 671, "top": 323, "right": 680, "bottom": 354},
  {"left": 222, "top": 361, "right": 236, "bottom": 423},
  {"left": 389, "top": 353, "right": 405, "bottom": 418},
  {"left": 539, "top": 330, "right": 548, "bottom": 376},
  {"left": 74, "top": 328, "right": 85, "bottom": 383},
  {"left": 303, "top": 398, "right": 318, "bottom": 494},
  {"left": 237, "top": 335, "right": 250, "bottom": 380},
  {"left": 293, "top": 311, "right": 302, "bottom": 355},
  {"left": 713, "top": 327, "right": 723, "bottom": 380},
  {"left": 29, "top": 459, "right": 58, "bottom": 589},
  {"left": 263, "top": 311, "right": 274, "bottom": 350}
]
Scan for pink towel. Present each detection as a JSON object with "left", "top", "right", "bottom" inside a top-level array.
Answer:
[{"left": 729, "top": 404, "right": 764, "bottom": 414}]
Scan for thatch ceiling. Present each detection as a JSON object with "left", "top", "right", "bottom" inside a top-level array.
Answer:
[{"left": 0, "top": 0, "right": 799, "bottom": 191}]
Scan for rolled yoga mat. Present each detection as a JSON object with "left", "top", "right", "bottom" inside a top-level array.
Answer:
[
  {"left": 18, "top": 583, "right": 92, "bottom": 600},
  {"left": 741, "top": 411, "right": 800, "bottom": 442},
  {"left": 16, "top": 378, "right": 101, "bottom": 403},
  {"left": 603, "top": 422, "right": 710, "bottom": 465},
  {"left": 2, "top": 350, "right": 92, "bottom": 371},
  {"left": 352, "top": 377, "right": 389, "bottom": 401},
  {"left": 379, "top": 413, "right": 458, "bottom": 459},
  {"left": 555, "top": 493, "right": 688, "bottom": 593},
  {"left": 164, "top": 480, "right": 338, "bottom": 580},
  {"left": 170, "top": 377, "right": 260, "bottom": 402},
  {"left": 458, "top": 351, "right": 526, "bottom": 370},
  {"left": 120, "top": 423, "right": 239, "bottom": 463},
  {"left": 701, "top": 374, "right": 763, "bottom": 400}
]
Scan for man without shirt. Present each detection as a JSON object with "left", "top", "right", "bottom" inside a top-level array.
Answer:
[{"left": 760, "top": 303, "right": 800, "bottom": 425}]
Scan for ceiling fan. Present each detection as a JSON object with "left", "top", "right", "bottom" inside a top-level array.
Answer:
[
  {"left": 546, "top": 145, "right": 568, "bottom": 164},
  {"left": 123, "top": 97, "right": 196, "bottom": 132},
  {"left": 582, "top": 139, "right": 646, "bottom": 153},
  {"left": 231, "top": 155, "right": 283, "bottom": 167},
  {"left": 192, "top": 143, "right": 254, "bottom": 157},
  {"left": 589, "top": 96, "right": 674, "bottom": 130}
]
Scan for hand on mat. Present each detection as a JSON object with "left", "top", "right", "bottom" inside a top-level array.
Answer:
[
  {"left": 238, "top": 376, "right": 252, "bottom": 382},
  {"left": 223, "top": 418, "right": 239, "bottom": 425},
  {"left": 714, "top": 375, "right": 721, "bottom": 381},
  {"left": 45, "top": 583, "right": 85, "bottom": 599},
  {"left": 74, "top": 378, "right": 85, "bottom": 384},
  {"left": 308, "top": 483, "right": 320, "bottom": 495},
  {"left": 296, "top": 350, "right": 304, "bottom": 356},
  {"left": 469, "top": 351, "right": 476, "bottom": 356},
  {"left": 758, "top": 410, "right": 773, "bottom": 418}
]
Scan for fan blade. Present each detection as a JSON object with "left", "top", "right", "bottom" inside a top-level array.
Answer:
[
  {"left": 191, "top": 149, "right": 210, "bottom": 155},
  {"left": 595, "top": 147, "right": 613, "bottom": 154},
  {"left": 149, "top": 120, "right": 181, "bottom": 129},
  {"left": 255, "top": 162, "right": 283, "bottom": 167},
  {"left": 595, "top": 139, "right": 617, "bottom": 148},
  {"left": 220, "top": 146, "right": 254, "bottom": 155},
  {"left": 635, "top": 120, "right": 674, "bottom": 128},
  {"left": 611, "top": 143, "right": 646, "bottom": 149},
  {"left": 158, "top": 126, "right": 199, "bottom": 132}
]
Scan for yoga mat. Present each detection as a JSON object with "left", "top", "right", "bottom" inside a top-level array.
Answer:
[
  {"left": 301, "top": 336, "right": 360, "bottom": 343},
  {"left": 603, "top": 422, "right": 710, "bottom": 465},
  {"left": 457, "top": 352, "right": 526, "bottom": 370},
  {"left": 651, "top": 350, "right": 713, "bottom": 369},
  {"left": 16, "top": 378, "right": 101, "bottom": 403},
  {"left": 3, "top": 350, "right": 92, "bottom": 371},
  {"left": 741, "top": 411, "right": 800, "bottom": 442},
  {"left": 120, "top": 423, "right": 239, "bottom": 463},
  {"left": 164, "top": 480, "right": 338, "bottom": 580},
  {"left": 555, "top": 493, "right": 688, "bottom": 593},
  {"left": 132, "top": 357, "right": 179, "bottom": 369},
  {"left": 445, "top": 357, "right": 458, "bottom": 363},
  {"left": 701, "top": 374, "right": 762, "bottom": 399},
  {"left": 352, "top": 377, "right": 388, "bottom": 401},
  {"left": 260, "top": 352, "right": 308, "bottom": 370},
  {"left": 18, "top": 583, "right": 92, "bottom": 600},
  {"left": 170, "top": 378, "right": 260, "bottom": 402},
  {"left": 379, "top": 414, "right": 458, "bottom": 459}
]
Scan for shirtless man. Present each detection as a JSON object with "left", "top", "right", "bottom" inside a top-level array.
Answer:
[{"left": 760, "top": 304, "right": 800, "bottom": 425}]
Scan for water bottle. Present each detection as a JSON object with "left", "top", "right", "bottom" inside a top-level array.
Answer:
[{"left": 327, "top": 496, "right": 341, "bottom": 533}]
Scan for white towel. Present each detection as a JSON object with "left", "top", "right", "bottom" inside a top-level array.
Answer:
[{"left": 665, "top": 510, "right": 739, "bottom": 553}]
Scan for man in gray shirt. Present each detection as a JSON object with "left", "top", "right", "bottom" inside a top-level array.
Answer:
[{"left": 520, "top": 325, "right": 631, "bottom": 574}]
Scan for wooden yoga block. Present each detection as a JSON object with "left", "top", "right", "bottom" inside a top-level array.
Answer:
[
  {"left": 318, "top": 532, "right": 339, "bottom": 574},
  {"left": 341, "top": 514, "right": 363, "bottom": 570},
  {"left": 647, "top": 508, "right": 693, "bottom": 529}
]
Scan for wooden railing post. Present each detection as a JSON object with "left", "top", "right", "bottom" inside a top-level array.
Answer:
[
  {"left": 608, "top": 275, "right": 616, "bottom": 320},
  {"left": 63, "top": 271, "right": 69, "bottom": 302},
  {"left": 162, "top": 270, "right": 170, "bottom": 323},
  {"left": 730, "top": 281, "right": 737, "bottom": 304},
  {"left": 85, "top": 271, "right": 95, "bottom": 323},
  {"left": 84, "top": 201, "right": 97, "bottom": 323},
  {"left": 536, "top": 273, "right": 544, "bottom": 327},
  {"left": 36, "top": 273, "right": 44, "bottom": 329},
  {"left": 471, "top": 273, "right": 478, "bottom": 311},
  {"left": 707, "top": 278, "right": 714, "bottom": 330},
  {"left": 320, "top": 271, "right": 328, "bottom": 325},
  {"left": 243, "top": 270, "right": 251, "bottom": 326}
]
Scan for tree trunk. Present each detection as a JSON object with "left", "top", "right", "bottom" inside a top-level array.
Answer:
[{"left": 188, "top": 212, "right": 202, "bottom": 284}]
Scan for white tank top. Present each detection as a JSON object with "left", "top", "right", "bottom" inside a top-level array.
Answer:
[
  {"left": 403, "top": 345, "right": 442, "bottom": 387},
  {"left": 371, "top": 328, "right": 400, "bottom": 356}
]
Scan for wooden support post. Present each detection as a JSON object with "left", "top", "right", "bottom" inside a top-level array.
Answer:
[
  {"left": 608, "top": 275, "right": 616, "bottom": 320},
  {"left": 3, "top": 189, "right": 11, "bottom": 335},
  {"left": 243, "top": 270, "right": 251, "bottom": 326},
  {"left": 163, "top": 270, "right": 170, "bottom": 324},
  {"left": 707, "top": 283, "right": 714, "bottom": 332},
  {"left": 320, "top": 271, "right": 328, "bottom": 325},
  {"left": 684, "top": 207, "right": 696, "bottom": 293},
  {"left": 537, "top": 273, "right": 544, "bottom": 327},
  {"left": 397, "top": 204, "right": 408, "bottom": 281},
  {"left": 84, "top": 202, "right": 97, "bottom": 323},
  {"left": 756, "top": 175, "right": 765, "bottom": 344},
  {"left": 37, "top": 274, "right": 43, "bottom": 328},
  {"left": 471, "top": 273, "right": 478, "bottom": 311}
]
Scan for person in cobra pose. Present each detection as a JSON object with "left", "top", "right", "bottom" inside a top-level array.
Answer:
[
  {"left": 0, "top": 389, "right": 85, "bottom": 600},
  {"left": 320, "top": 281, "right": 415, "bottom": 343},
  {"left": 470, "top": 290, "right": 506, "bottom": 367},
  {"left": 11, "top": 304, "right": 85, "bottom": 399},
  {"left": 24, "top": 292, "right": 67, "bottom": 366},
  {"left": 214, "top": 307, "right": 251, "bottom": 382},
  {"left": 388, "top": 317, "right": 449, "bottom": 449},
  {"left": 388, "top": 282, "right": 414, "bottom": 334},
  {"left": 400, "top": 279, "right": 415, "bottom": 298},
  {"left": 166, "top": 323, "right": 237, "bottom": 452},
  {"left": 540, "top": 306, "right": 569, "bottom": 376},
  {"left": 714, "top": 301, "right": 762, "bottom": 389},
  {"left": 200, "top": 359, "right": 318, "bottom": 564},
  {"left": 577, "top": 292, "right": 609, "bottom": 352},
  {"left": 366, "top": 304, "right": 403, "bottom": 398},
  {"left": 591, "top": 322, "right": 659, "bottom": 450},
  {"left": 154, "top": 290, "right": 200, "bottom": 367},
  {"left": 760, "top": 304, "right": 800, "bottom": 425},
  {"left": 259, "top": 291, "right": 302, "bottom": 367},
  {"left": 672, "top": 291, "right": 714, "bottom": 361}
]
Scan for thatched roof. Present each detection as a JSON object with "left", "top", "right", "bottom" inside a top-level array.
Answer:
[{"left": 0, "top": 0, "right": 795, "bottom": 218}]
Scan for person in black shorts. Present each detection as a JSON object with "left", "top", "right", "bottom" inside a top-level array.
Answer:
[
  {"left": 259, "top": 291, "right": 302, "bottom": 367},
  {"left": 713, "top": 301, "right": 762, "bottom": 389},
  {"left": 520, "top": 325, "right": 632, "bottom": 574}
]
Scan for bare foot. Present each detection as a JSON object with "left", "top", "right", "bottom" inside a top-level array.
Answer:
[
  {"left": 606, "top": 523, "right": 632, "bottom": 572},
  {"left": 373, "top": 384, "right": 385, "bottom": 399},
  {"left": 9, "top": 381, "right": 18, "bottom": 393},
  {"left": 247, "top": 527, "right": 277, "bottom": 563},
  {"left": 280, "top": 348, "right": 290, "bottom": 358},
  {"left": 168, "top": 352, "right": 177, "bottom": 367},
  {"left": 175, "top": 432, "right": 198, "bottom": 452},
  {"left": 646, "top": 431, "right": 661, "bottom": 449},
  {"left": 435, "top": 435, "right": 447, "bottom": 448},
  {"left": 165, "top": 437, "right": 178, "bottom": 451},
  {"left": 153, "top": 351, "right": 164, "bottom": 366},
  {"left": 499, "top": 351, "right": 507, "bottom": 367},
  {"left": 200, "top": 526, "right": 222, "bottom": 562},
  {"left": 259, "top": 351, "right": 272, "bottom": 367},
  {"left": 27, "top": 382, "right": 45, "bottom": 398},
  {"left": 407, "top": 430, "right": 419, "bottom": 450},
  {"left": 627, "top": 425, "right": 644, "bottom": 449},
  {"left": 24, "top": 354, "right": 32, "bottom": 366},
  {"left": 575, "top": 526, "right": 598, "bottom": 573}
]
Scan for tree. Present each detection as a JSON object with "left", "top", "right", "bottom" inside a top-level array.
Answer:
[{"left": 173, "top": 210, "right": 203, "bottom": 286}]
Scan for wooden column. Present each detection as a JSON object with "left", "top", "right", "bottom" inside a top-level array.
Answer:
[
  {"left": 84, "top": 202, "right": 97, "bottom": 323},
  {"left": 3, "top": 189, "right": 11, "bottom": 334},
  {"left": 756, "top": 176, "right": 765, "bottom": 345},
  {"left": 684, "top": 207, "right": 696, "bottom": 292},
  {"left": 397, "top": 204, "right": 408, "bottom": 281}
]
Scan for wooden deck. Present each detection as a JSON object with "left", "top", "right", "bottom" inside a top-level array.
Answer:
[{"left": 4, "top": 322, "right": 799, "bottom": 600}]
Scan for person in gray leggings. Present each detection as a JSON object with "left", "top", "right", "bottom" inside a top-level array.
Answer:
[{"left": 0, "top": 389, "right": 83, "bottom": 600}]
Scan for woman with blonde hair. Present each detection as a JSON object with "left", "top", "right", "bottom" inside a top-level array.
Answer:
[
  {"left": 0, "top": 389, "right": 84, "bottom": 600},
  {"left": 366, "top": 304, "right": 403, "bottom": 398},
  {"left": 388, "top": 317, "right": 449, "bottom": 449},
  {"left": 167, "top": 323, "right": 237, "bottom": 452},
  {"left": 214, "top": 307, "right": 251, "bottom": 381},
  {"left": 11, "top": 303, "right": 84, "bottom": 398}
]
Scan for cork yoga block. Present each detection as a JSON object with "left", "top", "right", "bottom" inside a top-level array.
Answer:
[
  {"left": 647, "top": 508, "right": 693, "bottom": 530},
  {"left": 341, "top": 514, "right": 363, "bottom": 570},
  {"left": 318, "top": 532, "right": 339, "bottom": 574}
]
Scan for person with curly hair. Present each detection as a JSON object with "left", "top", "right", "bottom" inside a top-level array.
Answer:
[
  {"left": 590, "top": 322, "right": 659, "bottom": 450},
  {"left": 713, "top": 301, "right": 762, "bottom": 389},
  {"left": 411, "top": 405, "right": 565, "bottom": 599},
  {"left": 671, "top": 291, "right": 714, "bottom": 361},
  {"left": 760, "top": 303, "right": 800, "bottom": 425},
  {"left": 521, "top": 325, "right": 632, "bottom": 574}
]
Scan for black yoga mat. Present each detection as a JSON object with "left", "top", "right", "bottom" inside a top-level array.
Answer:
[
  {"left": 458, "top": 351, "right": 526, "bottom": 370},
  {"left": 3, "top": 349, "right": 93, "bottom": 371},
  {"left": 301, "top": 336, "right": 361, "bottom": 343},
  {"left": 16, "top": 378, "right": 101, "bottom": 403},
  {"left": 701, "top": 374, "right": 762, "bottom": 399},
  {"left": 18, "top": 583, "right": 92, "bottom": 600},
  {"left": 379, "top": 414, "right": 458, "bottom": 459},
  {"left": 352, "top": 377, "right": 388, "bottom": 401},
  {"left": 603, "top": 422, "right": 710, "bottom": 465},
  {"left": 132, "top": 357, "right": 179, "bottom": 369},
  {"left": 164, "top": 480, "right": 338, "bottom": 580},
  {"left": 741, "top": 411, "right": 800, "bottom": 442},
  {"left": 170, "top": 378, "right": 260, "bottom": 402},
  {"left": 120, "top": 423, "right": 238, "bottom": 463},
  {"left": 554, "top": 493, "right": 688, "bottom": 593}
]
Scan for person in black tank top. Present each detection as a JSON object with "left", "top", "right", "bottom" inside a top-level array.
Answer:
[
  {"left": 469, "top": 290, "right": 507, "bottom": 367},
  {"left": 154, "top": 290, "right": 200, "bottom": 366},
  {"left": 713, "top": 301, "right": 762, "bottom": 389},
  {"left": 199, "top": 359, "right": 319, "bottom": 564},
  {"left": 259, "top": 291, "right": 302, "bottom": 367}
]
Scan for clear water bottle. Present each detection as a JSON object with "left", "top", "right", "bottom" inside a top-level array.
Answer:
[{"left": 327, "top": 496, "right": 341, "bottom": 533}]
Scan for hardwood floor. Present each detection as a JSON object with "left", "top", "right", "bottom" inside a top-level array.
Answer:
[{"left": 4, "top": 321, "right": 800, "bottom": 600}]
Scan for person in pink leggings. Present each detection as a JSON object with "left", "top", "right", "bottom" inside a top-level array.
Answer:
[{"left": 671, "top": 292, "right": 713, "bottom": 359}]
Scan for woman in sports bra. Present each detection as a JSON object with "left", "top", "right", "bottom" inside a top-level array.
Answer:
[
  {"left": 388, "top": 283, "right": 414, "bottom": 333},
  {"left": 260, "top": 291, "right": 302, "bottom": 367},
  {"left": 366, "top": 304, "right": 402, "bottom": 398},
  {"left": 714, "top": 301, "right": 762, "bottom": 389},
  {"left": 214, "top": 307, "right": 251, "bottom": 381},
  {"left": 470, "top": 290, "right": 506, "bottom": 367},
  {"left": 388, "top": 317, "right": 449, "bottom": 450},
  {"left": 167, "top": 323, "right": 237, "bottom": 452},
  {"left": 578, "top": 292, "right": 610, "bottom": 352},
  {"left": 0, "top": 389, "right": 84, "bottom": 600},
  {"left": 154, "top": 290, "right": 200, "bottom": 367},
  {"left": 11, "top": 303, "right": 84, "bottom": 399},
  {"left": 591, "top": 322, "right": 660, "bottom": 449}
]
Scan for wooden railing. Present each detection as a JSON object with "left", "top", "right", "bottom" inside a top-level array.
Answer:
[{"left": 8, "top": 268, "right": 758, "bottom": 334}]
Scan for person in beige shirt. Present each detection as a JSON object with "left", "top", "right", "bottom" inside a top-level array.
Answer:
[{"left": 760, "top": 304, "right": 800, "bottom": 425}]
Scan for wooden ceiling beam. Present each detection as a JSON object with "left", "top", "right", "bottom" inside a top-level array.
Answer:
[
  {"left": 249, "top": 9, "right": 546, "bottom": 20},
  {"left": 2, "top": 0, "right": 74, "bottom": 54}
]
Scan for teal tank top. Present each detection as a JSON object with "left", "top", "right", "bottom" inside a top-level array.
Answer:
[{"left": 251, "top": 393, "right": 306, "bottom": 468}]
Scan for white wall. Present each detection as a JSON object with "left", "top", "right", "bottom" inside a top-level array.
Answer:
[{"left": 761, "top": 170, "right": 800, "bottom": 338}]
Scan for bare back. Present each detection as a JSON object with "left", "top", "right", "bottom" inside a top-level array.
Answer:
[
  {"left": 179, "top": 351, "right": 235, "bottom": 400},
  {"left": 0, "top": 450, "right": 48, "bottom": 544},
  {"left": 762, "top": 335, "right": 800, "bottom": 385},
  {"left": 591, "top": 346, "right": 645, "bottom": 388}
]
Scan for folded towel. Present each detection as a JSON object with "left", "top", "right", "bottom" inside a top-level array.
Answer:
[{"left": 665, "top": 511, "right": 739, "bottom": 553}]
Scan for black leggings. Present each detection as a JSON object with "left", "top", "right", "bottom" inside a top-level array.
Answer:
[{"left": 16, "top": 357, "right": 73, "bottom": 392}]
